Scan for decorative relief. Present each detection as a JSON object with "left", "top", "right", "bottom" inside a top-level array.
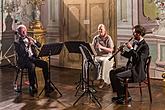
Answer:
[
  {"left": 50, "top": 0, "right": 55, "bottom": 22},
  {"left": 65, "top": 4, "right": 81, "bottom": 64},
  {"left": 160, "top": 45, "right": 165, "bottom": 61},
  {"left": 153, "top": 0, "right": 165, "bottom": 36},
  {"left": 143, "top": 0, "right": 157, "bottom": 20},
  {"left": 67, "top": 4, "right": 80, "bottom": 39},
  {"left": 149, "top": 43, "right": 157, "bottom": 63},
  {"left": 90, "top": 4, "right": 104, "bottom": 35},
  {"left": 68, "top": 53, "right": 80, "bottom": 62},
  {"left": 120, "top": 0, "right": 127, "bottom": 21}
]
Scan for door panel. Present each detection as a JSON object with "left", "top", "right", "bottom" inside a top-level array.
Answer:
[
  {"left": 62, "top": 0, "right": 85, "bottom": 69},
  {"left": 87, "top": 0, "right": 110, "bottom": 42}
]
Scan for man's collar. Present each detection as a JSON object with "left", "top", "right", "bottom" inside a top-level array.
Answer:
[{"left": 139, "top": 37, "right": 144, "bottom": 43}]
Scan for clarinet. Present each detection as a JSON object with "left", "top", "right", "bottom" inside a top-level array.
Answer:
[
  {"left": 24, "top": 35, "right": 41, "bottom": 52},
  {"left": 108, "top": 36, "right": 134, "bottom": 61}
]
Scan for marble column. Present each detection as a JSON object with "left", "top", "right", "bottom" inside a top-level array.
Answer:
[
  {"left": 46, "top": 0, "right": 60, "bottom": 42},
  {"left": 0, "top": 1, "right": 2, "bottom": 64},
  {"left": 41, "top": 0, "right": 61, "bottom": 66},
  {"left": 1, "top": 13, "right": 15, "bottom": 66},
  {"left": 117, "top": 0, "right": 133, "bottom": 36}
]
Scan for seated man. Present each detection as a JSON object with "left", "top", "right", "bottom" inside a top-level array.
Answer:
[
  {"left": 109, "top": 25, "right": 149, "bottom": 104},
  {"left": 92, "top": 24, "right": 114, "bottom": 88},
  {"left": 14, "top": 24, "right": 54, "bottom": 96}
]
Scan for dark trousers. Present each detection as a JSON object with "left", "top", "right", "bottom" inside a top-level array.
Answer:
[
  {"left": 25, "top": 58, "right": 48, "bottom": 87},
  {"left": 109, "top": 67, "right": 132, "bottom": 97}
]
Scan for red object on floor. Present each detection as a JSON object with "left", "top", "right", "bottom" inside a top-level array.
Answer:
[{"left": 24, "top": 80, "right": 30, "bottom": 86}]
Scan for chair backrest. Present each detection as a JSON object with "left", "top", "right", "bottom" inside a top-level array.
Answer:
[
  {"left": 145, "top": 56, "right": 151, "bottom": 80},
  {"left": 14, "top": 42, "right": 25, "bottom": 69}
]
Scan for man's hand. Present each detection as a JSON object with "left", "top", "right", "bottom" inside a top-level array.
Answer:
[
  {"left": 126, "top": 42, "right": 133, "bottom": 49},
  {"left": 27, "top": 36, "right": 36, "bottom": 45}
]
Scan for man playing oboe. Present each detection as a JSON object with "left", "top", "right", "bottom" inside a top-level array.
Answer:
[
  {"left": 109, "top": 25, "right": 150, "bottom": 104},
  {"left": 14, "top": 24, "right": 54, "bottom": 97}
]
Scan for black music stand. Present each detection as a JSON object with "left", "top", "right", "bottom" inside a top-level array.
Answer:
[
  {"left": 73, "top": 44, "right": 102, "bottom": 108},
  {"left": 38, "top": 43, "right": 63, "bottom": 97},
  {"left": 84, "top": 42, "right": 97, "bottom": 56},
  {"left": 65, "top": 41, "right": 87, "bottom": 96}
]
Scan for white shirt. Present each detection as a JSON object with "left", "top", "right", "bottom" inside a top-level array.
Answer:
[{"left": 23, "top": 38, "right": 33, "bottom": 57}]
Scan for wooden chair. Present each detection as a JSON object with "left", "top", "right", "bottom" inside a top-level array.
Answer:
[
  {"left": 14, "top": 63, "right": 29, "bottom": 92},
  {"left": 13, "top": 42, "right": 38, "bottom": 93},
  {"left": 124, "top": 56, "right": 152, "bottom": 104},
  {"left": 13, "top": 54, "right": 38, "bottom": 93}
]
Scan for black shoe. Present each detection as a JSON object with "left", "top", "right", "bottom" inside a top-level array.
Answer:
[
  {"left": 98, "top": 79, "right": 105, "bottom": 88},
  {"left": 126, "top": 96, "right": 132, "bottom": 103},
  {"left": 115, "top": 98, "right": 124, "bottom": 104},
  {"left": 115, "top": 96, "right": 132, "bottom": 104},
  {"left": 29, "top": 86, "right": 38, "bottom": 97},
  {"left": 89, "top": 87, "right": 97, "bottom": 93},
  {"left": 45, "top": 85, "right": 54, "bottom": 96},
  {"left": 111, "top": 96, "right": 123, "bottom": 102}
]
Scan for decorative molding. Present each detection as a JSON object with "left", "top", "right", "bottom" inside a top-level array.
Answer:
[
  {"left": 117, "top": 0, "right": 133, "bottom": 26},
  {"left": 47, "top": 0, "right": 60, "bottom": 34},
  {"left": 67, "top": 4, "right": 81, "bottom": 39},
  {"left": 89, "top": 3, "right": 104, "bottom": 35},
  {"left": 117, "top": 0, "right": 133, "bottom": 36}
]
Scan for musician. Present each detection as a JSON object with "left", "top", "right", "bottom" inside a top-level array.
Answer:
[
  {"left": 14, "top": 24, "right": 54, "bottom": 96},
  {"left": 109, "top": 25, "right": 149, "bottom": 104},
  {"left": 92, "top": 24, "right": 114, "bottom": 88}
]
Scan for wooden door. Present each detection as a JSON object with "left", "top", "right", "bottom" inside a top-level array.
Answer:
[
  {"left": 60, "top": 0, "right": 116, "bottom": 69},
  {"left": 86, "top": 0, "right": 110, "bottom": 42},
  {"left": 86, "top": 0, "right": 117, "bottom": 43},
  {"left": 60, "top": 0, "right": 86, "bottom": 69}
]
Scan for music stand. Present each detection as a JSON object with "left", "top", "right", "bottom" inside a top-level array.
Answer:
[
  {"left": 84, "top": 42, "right": 97, "bottom": 56},
  {"left": 38, "top": 43, "right": 63, "bottom": 97},
  {"left": 73, "top": 44, "right": 102, "bottom": 108},
  {"left": 65, "top": 41, "right": 87, "bottom": 96}
]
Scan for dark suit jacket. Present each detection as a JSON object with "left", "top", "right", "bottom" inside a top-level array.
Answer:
[
  {"left": 14, "top": 37, "right": 41, "bottom": 68},
  {"left": 121, "top": 39, "right": 149, "bottom": 82}
]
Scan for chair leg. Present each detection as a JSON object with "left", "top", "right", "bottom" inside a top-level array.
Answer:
[
  {"left": 14, "top": 68, "right": 20, "bottom": 91},
  {"left": 20, "top": 69, "right": 23, "bottom": 92},
  {"left": 139, "top": 83, "right": 142, "bottom": 101},
  {"left": 125, "top": 79, "right": 128, "bottom": 104},
  {"left": 14, "top": 68, "right": 20, "bottom": 84},
  {"left": 147, "top": 82, "right": 152, "bottom": 103},
  {"left": 35, "top": 75, "right": 38, "bottom": 88}
]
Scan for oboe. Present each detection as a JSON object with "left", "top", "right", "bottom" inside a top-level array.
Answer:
[
  {"left": 118, "top": 36, "right": 134, "bottom": 49},
  {"left": 24, "top": 35, "right": 41, "bottom": 52},
  {"left": 108, "top": 36, "right": 134, "bottom": 61}
]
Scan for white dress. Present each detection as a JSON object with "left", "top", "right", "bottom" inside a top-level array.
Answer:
[{"left": 95, "top": 53, "right": 114, "bottom": 84}]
